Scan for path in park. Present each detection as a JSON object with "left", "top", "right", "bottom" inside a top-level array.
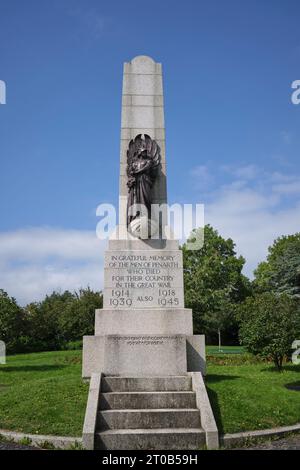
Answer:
[
  {"left": 240, "top": 435, "right": 300, "bottom": 450},
  {"left": 0, "top": 441, "right": 38, "bottom": 450},
  {"left": 1, "top": 435, "right": 300, "bottom": 450}
]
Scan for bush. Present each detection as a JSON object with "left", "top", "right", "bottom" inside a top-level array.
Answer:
[
  {"left": 0, "top": 290, "right": 29, "bottom": 354},
  {"left": 237, "top": 292, "right": 300, "bottom": 370},
  {"left": 62, "top": 340, "right": 83, "bottom": 350},
  {"left": 0, "top": 288, "right": 103, "bottom": 354}
]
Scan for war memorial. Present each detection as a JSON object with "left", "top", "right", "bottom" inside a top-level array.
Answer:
[{"left": 81, "top": 55, "right": 218, "bottom": 450}]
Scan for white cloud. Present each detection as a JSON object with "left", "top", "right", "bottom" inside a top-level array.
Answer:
[
  {"left": 190, "top": 165, "right": 214, "bottom": 189},
  {"left": 0, "top": 228, "right": 106, "bottom": 305},
  {"left": 222, "top": 164, "right": 259, "bottom": 180},
  {"left": 206, "top": 190, "right": 300, "bottom": 278},
  {"left": 190, "top": 164, "right": 300, "bottom": 278},
  {"left": 272, "top": 181, "right": 300, "bottom": 194}
]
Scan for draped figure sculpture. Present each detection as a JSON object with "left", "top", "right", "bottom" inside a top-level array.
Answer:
[{"left": 126, "top": 134, "right": 161, "bottom": 237}]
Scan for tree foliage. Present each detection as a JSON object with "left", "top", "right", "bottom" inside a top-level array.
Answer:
[
  {"left": 237, "top": 292, "right": 300, "bottom": 370},
  {"left": 0, "top": 289, "right": 29, "bottom": 353},
  {"left": 0, "top": 288, "right": 103, "bottom": 354},
  {"left": 254, "top": 233, "right": 300, "bottom": 297},
  {"left": 182, "top": 225, "right": 251, "bottom": 343}
]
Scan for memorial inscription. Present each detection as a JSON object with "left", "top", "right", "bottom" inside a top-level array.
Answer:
[{"left": 104, "top": 251, "right": 184, "bottom": 309}]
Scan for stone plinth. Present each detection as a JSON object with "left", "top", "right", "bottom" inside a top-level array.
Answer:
[
  {"left": 94, "top": 308, "right": 193, "bottom": 336},
  {"left": 103, "top": 335, "right": 187, "bottom": 376}
]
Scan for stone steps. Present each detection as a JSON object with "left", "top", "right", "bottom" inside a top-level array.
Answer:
[
  {"left": 95, "top": 427, "right": 206, "bottom": 450},
  {"left": 92, "top": 375, "right": 206, "bottom": 450},
  {"left": 102, "top": 376, "right": 192, "bottom": 392},
  {"left": 99, "top": 391, "right": 197, "bottom": 410},
  {"left": 98, "top": 408, "right": 201, "bottom": 430}
]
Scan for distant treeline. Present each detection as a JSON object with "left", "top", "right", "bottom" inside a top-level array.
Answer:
[{"left": 1, "top": 225, "right": 300, "bottom": 359}]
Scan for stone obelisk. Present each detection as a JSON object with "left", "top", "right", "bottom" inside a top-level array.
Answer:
[
  {"left": 82, "top": 55, "right": 205, "bottom": 377},
  {"left": 119, "top": 55, "right": 167, "bottom": 228},
  {"left": 82, "top": 56, "right": 218, "bottom": 451}
]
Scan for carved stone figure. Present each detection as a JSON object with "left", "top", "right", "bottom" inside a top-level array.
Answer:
[{"left": 126, "top": 134, "right": 161, "bottom": 231}]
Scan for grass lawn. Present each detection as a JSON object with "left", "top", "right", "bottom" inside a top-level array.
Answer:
[
  {"left": 0, "top": 350, "right": 88, "bottom": 437},
  {"left": 0, "top": 349, "right": 299, "bottom": 437},
  {"left": 206, "top": 345, "right": 245, "bottom": 355},
  {"left": 207, "top": 353, "right": 300, "bottom": 434}
]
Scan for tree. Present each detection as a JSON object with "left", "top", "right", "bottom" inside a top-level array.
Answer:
[
  {"left": 237, "top": 292, "right": 300, "bottom": 370},
  {"left": 182, "top": 225, "right": 251, "bottom": 344},
  {"left": 58, "top": 288, "right": 103, "bottom": 342},
  {"left": 0, "top": 289, "right": 28, "bottom": 353},
  {"left": 26, "top": 290, "right": 76, "bottom": 351},
  {"left": 25, "top": 288, "right": 103, "bottom": 351},
  {"left": 254, "top": 233, "right": 300, "bottom": 297}
]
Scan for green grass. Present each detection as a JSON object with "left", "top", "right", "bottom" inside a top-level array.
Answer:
[
  {"left": 0, "top": 350, "right": 88, "bottom": 437},
  {"left": 0, "top": 349, "right": 299, "bottom": 437},
  {"left": 206, "top": 345, "right": 245, "bottom": 355},
  {"left": 207, "top": 360, "right": 300, "bottom": 434}
]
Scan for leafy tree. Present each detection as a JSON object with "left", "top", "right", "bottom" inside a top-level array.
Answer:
[
  {"left": 237, "top": 292, "right": 300, "bottom": 370},
  {"left": 182, "top": 225, "right": 251, "bottom": 344},
  {"left": 254, "top": 233, "right": 300, "bottom": 297},
  {"left": 26, "top": 291, "right": 75, "bottom": 351},
  {"left": 25, "top": 288, "right": 103, "bottom": 351},
  {"left": 58, "top": 288, "right": 103, "bottom": 342},
  {"left": 0, "top": 289, "right": 28, "bottom": 353}
]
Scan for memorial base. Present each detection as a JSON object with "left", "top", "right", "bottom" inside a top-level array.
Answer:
[
  {"left": 82, "top": 333, "right": 205, "bottom": 378},
  {"left": 82, "top": 234, "right": 206, "bottom": 379}
]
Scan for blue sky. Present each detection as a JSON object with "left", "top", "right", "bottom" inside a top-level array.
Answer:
[{"left": 1, "top": 0, "right": 300, "bottom": 303}]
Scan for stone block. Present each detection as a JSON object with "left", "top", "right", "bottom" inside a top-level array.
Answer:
[
  {"left": 107, "top": 237, "right": 179, "bottom": 251},
  {"left": 103, "top": 334, "right": 187, "bottom": 376},
  {"left": 82, "top": 373, "right": 102, "bottom": 450},
  {"left": 121, "top": 105, "right": 164, "bottom": 130},
  {"left": 95, "top": 428, "right": 205, "bottom": 451},
  {"left": 82, "top": 336, "right": 105, "bottom": 379},
  {"left": 125, "top": 55, "right": 160, "bottom": 75},
  {"left": 189, "top": 372, "right": 219, "bottom": 449},
  {"left": 131, "top": 95, "right": 164, "bottom": 107},
  {"left": 101, "top": 376, "right": 192, "bottom": 392},
  {"left": 100, "top": 391, "right": 195, "bottom": 410},
  {"left": 187, "top": 335, "right": 206, "bottom": 375},
  {"left": 94, "top": 308, "right": 193, "bottom": 336},
  {"left": 122, "top": 74, "right": 163, "bottom": 96},
  {"left": 98, "top": 409, "right": 201, "bottom": 430}
]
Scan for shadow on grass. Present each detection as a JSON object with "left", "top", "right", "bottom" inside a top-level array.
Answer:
[
  {"left": 205, "top": 374, "right": 240, "bottom": 384},
  {"left": 285, "top": 381, "right": 300, "bottom": 391},
  {"left": 0, "top": 364, "right": 67, "bottom": 373},
  {"left": 260, "top": 364, "right": 300, "bottom": 373},
  {"left": 206, "top": 387, "right": 224, "bottom": 434},
  {"left": 205, "top": 374, "right": 240, "bottom": 434}
]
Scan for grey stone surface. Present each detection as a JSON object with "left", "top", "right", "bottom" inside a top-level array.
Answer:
[
  {"left": 119, "top": 56, "right": 167, "bottom": 225},
  {"left": 81, "top": 56, "right": 211, "bottom": 450},
  {"left": 107, "top": 237, "right": 179, "bottom": 251},
  {"left": 103, "top": 335, "right": 187, "bottom": 376},
  {"left": 103, "top": 249, "right": 184, "bottom": 309},
  {"left": 94, "top": 308, "right": 193, "bottom": 336},
  {"left": 187, "top": 335, "right": 206, "bottom": 375},
  {"left": 101, "top": 376, "right": 192, "bottom": 392},
  {"left": 98, "top": 409, "right": 201, "bottom": 430},
  {"left": 0, "top": 430, "right": 81, "bottom": 450},
  {"left": 96, "top": 428, "right": 205, "bottom": 450},
  {"left": 222, "top": 423, "right": 300, "bottom": 449},
  {"left": 100, "top": 391, "right": 196, "bottom": 410},
  {"left": 82, "top": 336, "right": 104, "bottom": 379},
  {"left": 82, "top": 373, "right": 102, "bottom": 450},
  {"left": 189, "top": 372, "right": 219, "bottom": 449}
]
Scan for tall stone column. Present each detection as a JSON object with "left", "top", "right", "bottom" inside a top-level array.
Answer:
[
  {"left": 82, "top": 56, "right": 205, "bottom": 378},
  {"left": 118, "top": 55, "right": 167, "bottom": 228}
]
